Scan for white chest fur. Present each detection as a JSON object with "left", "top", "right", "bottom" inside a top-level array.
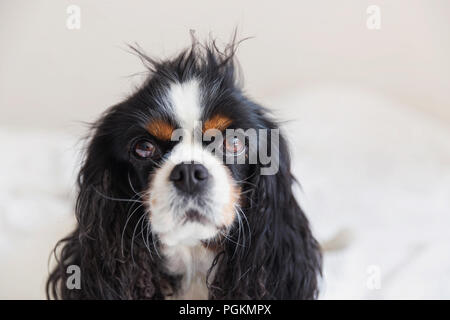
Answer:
[{"left": 163, "top": 244, "right": 216, "bottom": 300}]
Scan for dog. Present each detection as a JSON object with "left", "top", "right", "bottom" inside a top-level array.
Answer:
[{"left": 47, "top": 38, "right": 322, "bottom": 299}]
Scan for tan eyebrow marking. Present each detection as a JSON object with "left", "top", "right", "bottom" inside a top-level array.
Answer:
[
  {"left": 147, "top": 119, "right": 175, "bottom": 141},
  {"left": 203, "top": 114, "right": 232, "bottom": 133}
]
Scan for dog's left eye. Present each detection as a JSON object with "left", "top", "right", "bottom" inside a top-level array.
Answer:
[
  {"left": 133, "top": 140, "right": 156, "bottom": 159},
  {"left": 225, "top": 137, "right": 245, "bottom": 155}
]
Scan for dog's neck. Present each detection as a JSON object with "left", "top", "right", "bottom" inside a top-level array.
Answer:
[{"left": 162, "top": 243, "right": 217, "bottom": 299}]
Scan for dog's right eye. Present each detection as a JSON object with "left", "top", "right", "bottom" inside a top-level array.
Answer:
[{"left": 133, "top": 140, "right": 156, "bottom": 159}]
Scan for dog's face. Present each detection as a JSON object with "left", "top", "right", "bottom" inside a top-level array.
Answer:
[
  {"left": 114, "top": 70, "right": 263, "bottom": 247},
  {"left": 132, "top": 79, "right": 251, "bottom": 246}
]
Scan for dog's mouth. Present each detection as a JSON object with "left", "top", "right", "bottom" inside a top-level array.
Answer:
[{"left": 182, "top": 209, "right": 212, "bottom": 225}]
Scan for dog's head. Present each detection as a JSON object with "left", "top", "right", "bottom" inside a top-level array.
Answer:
[{"left": 47, "top": 40, "right": 322, "bottom": 300}]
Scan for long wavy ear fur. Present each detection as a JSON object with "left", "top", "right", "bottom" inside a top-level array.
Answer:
[
  {"left": 209, "top": 130, "right": 322, "bottom": 299},
  {"left": 46, "top": 110, "right": 171, "bottom": 299}
]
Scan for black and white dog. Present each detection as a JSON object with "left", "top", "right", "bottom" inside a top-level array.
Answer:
[{"left": 47, "top": 38, "right": 322, "bottom": 299}]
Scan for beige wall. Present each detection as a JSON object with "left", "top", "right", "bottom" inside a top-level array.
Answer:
[{"left": 1, "top": 0, "right": 449, "bottom": 133}]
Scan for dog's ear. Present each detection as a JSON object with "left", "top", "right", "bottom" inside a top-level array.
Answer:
[
  {"left": 47, "top": 108, "right": 162, "bottom": 299},
  {"left": 210, "top": 129, "right": 322, "bottom": 299}
]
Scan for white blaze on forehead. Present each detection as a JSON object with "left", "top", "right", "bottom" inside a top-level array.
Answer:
[{"left": 168, "top": 79, "right": 202, "bottom": 136}]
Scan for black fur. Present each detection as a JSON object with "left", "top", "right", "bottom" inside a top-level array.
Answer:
[{"left": 47, "top": 38, "right": 322, "bottom": 300}]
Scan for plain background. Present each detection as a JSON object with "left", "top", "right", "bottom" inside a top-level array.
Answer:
[
  {"left": 0, "top": 0, "right": 449, "bottom": 299},
  {"left": 1, "top": 0, "right": 450, "bottom": 131}
]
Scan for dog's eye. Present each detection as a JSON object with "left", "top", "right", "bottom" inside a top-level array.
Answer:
[
  {"left": 134, "top": 140, "right": 156, "bottom": 159},
  {"left": 224, "top": 137, "right": 245, "bottom": 155}
]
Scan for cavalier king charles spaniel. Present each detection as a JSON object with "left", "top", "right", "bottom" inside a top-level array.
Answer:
[{"left": 47, "top": 38, "right": 322, "bottom": 300}]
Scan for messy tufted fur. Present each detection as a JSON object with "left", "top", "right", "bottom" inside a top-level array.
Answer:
[{"left": 46, "top": 36, "right": 322, "bottom": 300}]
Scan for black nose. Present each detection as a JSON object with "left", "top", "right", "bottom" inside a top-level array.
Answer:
[{"left": 169, "top": 162, "right": 209, "bottom": 194}]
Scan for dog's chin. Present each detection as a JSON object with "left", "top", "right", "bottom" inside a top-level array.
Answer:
[{"left": 156, "top": 211, "right": 220, "bottom": 247}]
